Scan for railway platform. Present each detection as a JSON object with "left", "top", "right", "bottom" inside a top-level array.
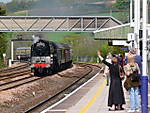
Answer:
[{"left": 42, "top": 73, "right": 150, "bottom": 113}]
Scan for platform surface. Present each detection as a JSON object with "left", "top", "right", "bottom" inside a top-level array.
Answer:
[{"left": 43, "top": 73, "right": 150, "bottom": 113}]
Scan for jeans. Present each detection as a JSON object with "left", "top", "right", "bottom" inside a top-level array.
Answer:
[{"left": 129, "top": 86, "right": 140, "bottom": 110}]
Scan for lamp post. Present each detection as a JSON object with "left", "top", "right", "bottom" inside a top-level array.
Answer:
[{"left": 141, "top": 0, "right": 148, "bottom": 113}]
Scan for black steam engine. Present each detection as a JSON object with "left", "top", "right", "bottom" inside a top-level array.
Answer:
[{"left": 31, "top": 39, "right": 72, "bottom": 75}]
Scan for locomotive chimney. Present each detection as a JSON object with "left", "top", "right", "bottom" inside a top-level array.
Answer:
[{"left": 32, "top": 35, "right": 40, "bottom": 44}]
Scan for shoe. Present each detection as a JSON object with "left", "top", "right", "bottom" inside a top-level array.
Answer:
[
  {"left": 128, "top": 109, "right": 135, "bottom": 112},
  {"left": 120, "top": 107, "right": 125, "bottom": 110},
  {"left": 108, "top": 108, "right": 115, "bottom": 111}
]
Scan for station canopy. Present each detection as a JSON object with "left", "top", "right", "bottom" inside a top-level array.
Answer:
[{"left": 94, "top": 23, "right": 134, "bottom": 40}]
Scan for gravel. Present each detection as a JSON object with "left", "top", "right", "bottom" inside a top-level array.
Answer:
[{"left": 0, "top": 64, "right": 90, "bottom": 113}]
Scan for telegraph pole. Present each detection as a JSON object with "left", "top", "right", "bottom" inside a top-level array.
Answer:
[{"left": 142, "top": 0, "right": 148, "bottom": 113}]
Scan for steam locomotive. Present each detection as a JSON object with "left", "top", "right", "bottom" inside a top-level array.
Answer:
[{"left": 31, "top": 39, "right": 72, "bottom": 76}]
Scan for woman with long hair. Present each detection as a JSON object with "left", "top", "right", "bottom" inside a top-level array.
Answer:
[{"left": 124, "top": 54, "right": 141, "bottom": 112}]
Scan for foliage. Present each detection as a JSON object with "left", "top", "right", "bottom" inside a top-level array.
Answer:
[
  {"left": 6, "top": 0, "right": 35, "bottom": 12},
  {"left": 0, "top": 59, "right": 6, "bottom": 68},
  {"left": 0, "top": 33, "right": 8, "bottom": 58},
  {"left": 0, "top": 6, "right": 7, "bottom": 59},
  {"left": 44, "top": 32, "right": 75, "bottom": 42},
  {"left": 6, "top": 0, "right": 114, "bottom": 16},
  {"left": 0, "top": 5, "right": 7, "bottom": 68},
  {"left": 113, "top": 0, "right": 129, "bottom": 10},
  {"left": 112, "top": 0, "right": 129, "bottom": 23},
  {"left": 62, "top": 33, "right": 127, "bottom": 62},
  {"left": 62, "top": 33, "right": 102, "bottom": 57},
  {"left": 100, "top": 42, "right": 128, "bottom": 57},
  {"left": 99, "top": 42, "right": 113, "bottom": 57},
  {"left": 0, "top": 4, "right": 7, "bottom": 15},
  {"left": 113, "top": 11, "right": 129, "bottom": 23}
]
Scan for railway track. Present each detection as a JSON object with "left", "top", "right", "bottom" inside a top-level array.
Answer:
[
  {"left": 0, "top": 63, "right": 36, "bottom": 91},
  {"left": 0, "top": 74, "right": 41, "bottom": 91},
  {"left": 0, "top": 63, "right": 29, "bottom": 74},
  {"left": 0, "top": 69, "right": 31, "bottom": 81},
  {"left": 23, "top": 63, "right": 102, "bottom": 113},
  {"left": 0, "top": 68, "right": 30, "bottom": 78}
]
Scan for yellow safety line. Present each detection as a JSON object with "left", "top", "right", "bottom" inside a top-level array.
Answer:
[{"left": 79, "top": 80, "right": 106, "bottom": 113}]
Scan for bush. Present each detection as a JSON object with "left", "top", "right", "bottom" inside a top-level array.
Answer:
[{"left": 0, "top": 59, "right": 6, "bottom": 68}]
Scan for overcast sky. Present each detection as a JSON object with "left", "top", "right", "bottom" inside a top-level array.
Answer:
[{"left": 0, "top": 0, "right": 12, "bottom": 3}]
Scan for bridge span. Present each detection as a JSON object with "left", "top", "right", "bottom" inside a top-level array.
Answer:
[{"left": 0, "top": 16, "right": 121, "bottom": 32}]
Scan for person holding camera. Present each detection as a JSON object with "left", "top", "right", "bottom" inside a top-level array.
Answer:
[{"left": 124, "top": 54, "right": 141, "bottom": 112}]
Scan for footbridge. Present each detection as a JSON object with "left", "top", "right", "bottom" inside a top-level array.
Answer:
[{"left": 0, "top": 16, "right": 121, "bottom": 32}]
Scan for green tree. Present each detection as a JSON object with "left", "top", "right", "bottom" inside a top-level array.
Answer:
[
  {"left": 100, "top": 42, "right": 127, "bottom": 57},
  {"left": 100, "top": 42, "right": 114, "bottom": 57},
  {"left": 113, "top": 0, "right": 130, "bottom": 23},
  {"left": 113, "top": 0, "right": 129, "bottom": 10},
  {"left": 0, "top": 5, "right": 7, "bottom": 68},
  {"left": 6, "top": 0, "right": 35, "bottom": 12},
  {"left": 62, "top": 33, "right": 103, "bottom": 62},
  {"left": 0, "top": 5, "right": 7, "bottom": 15}
]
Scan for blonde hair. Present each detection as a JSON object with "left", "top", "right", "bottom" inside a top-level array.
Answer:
[{"left": 128, "top": 54, "right": 135, "bottom": 66}]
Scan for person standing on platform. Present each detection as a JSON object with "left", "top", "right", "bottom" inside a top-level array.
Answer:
[
  {"left": 128, "top": 49, "right": 142, "bottom": 96},
  {"left": 124, "top": 55, "right": 141, "bottom": 112},
  {"left": 129, "top": 49, "right": 142, "bottom": 74},
  {"left": 97, "top": 51, "right": 125, "bottom": 111}
]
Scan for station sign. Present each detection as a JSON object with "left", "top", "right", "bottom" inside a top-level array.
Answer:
[{"left": 112, "top": 40, "right": 128, "bottom": 46}]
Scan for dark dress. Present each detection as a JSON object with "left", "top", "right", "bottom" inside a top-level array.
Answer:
[{"left": 102, "top": 59, "right": 125, "bottom": 107}]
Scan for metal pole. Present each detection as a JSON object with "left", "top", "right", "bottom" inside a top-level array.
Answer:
[
  {"left": 134, "top": 0, "right": 140, "bottom": 55},
  {"left": 11, "top": 41, "right": 14, "bottom": 61},
  {"left": 142, "top": 0, "right": 148, "bottom": 112},
  {"left": 130, "top": 0, "right": 133, "bottom": 27}
]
